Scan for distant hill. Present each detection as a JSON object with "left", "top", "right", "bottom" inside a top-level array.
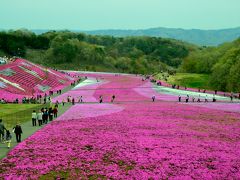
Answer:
[
  {"left": 84, "top": 27, "right": 240, "bottom": 46},
  {"left": 31, "top": 27, "right": 240, "bottom": 46}
]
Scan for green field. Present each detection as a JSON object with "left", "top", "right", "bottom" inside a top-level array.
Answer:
[
  {"left": 155, "top": 73, "right": 211, "bottom": 90},
  {"left": 0, "top": 103, "right": 50, "bottom": 129}
]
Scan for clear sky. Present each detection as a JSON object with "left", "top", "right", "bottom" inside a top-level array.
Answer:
[{"left": 0, "top": 0, "right": 239, "bottom": 30}]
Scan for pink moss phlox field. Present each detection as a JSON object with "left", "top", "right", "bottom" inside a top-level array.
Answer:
[
  {"left": 1, "top": 74, "right": 240, "bottom": 179},
  {"left": 134, "top": 81, "right": 177, "bottom": 101},
  {"left": 57, "top": 104, "right": 124, "bottom": 120}
]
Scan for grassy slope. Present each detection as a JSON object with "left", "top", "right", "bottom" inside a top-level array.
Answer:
[{"left": 156, "top": 73, "right": 211, "bottom": 90}]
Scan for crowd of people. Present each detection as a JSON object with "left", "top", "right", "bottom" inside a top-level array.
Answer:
[
  {"left": 0, "top": 56, "right": 16, "bottom": 65},
  {"left": 177, "top": 94, "right": 217, "bottom": 103},
  {"left": 0, "top": 103, "right": 59, "bottom": 149},
  {"left": 31, "top": 105, "right": 58, "bottom": 127}
]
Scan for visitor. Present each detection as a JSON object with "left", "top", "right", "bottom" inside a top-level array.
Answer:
[
  {"left": 72, "top": 98, "right": 75, "bottom": 105},
  {"left": 37, "top": 110, "right": 43, "bottom": 126},
  {"left": 215, "top": 90, "right": 217, "bottom": 95},
  {"left": 213, "top": 95, "right": 216, "bottom": 102},
  {"left": 5, "top": 130, "right": 12, "bottom": 148},
  {"left": 186, "top": 95, "right": 189, "bottom": 103},
  {"left": 205, "top": 95, "right": 208, "bottom": 102},
  {"left": 48, "top": 97, "right": 51, "bottom": 103},
  {"left": 178, "top": 95, "right": 181, "bottom": 102},
  {"left": 62, "top": 100, "right": 65, "bottom": 106},
  {"left": 13, "top": 123, "right": 23, "bottom": 143},
  {"left": 230, "top": 93, "right": 233, "bottom": 102},
  {"left": 53, "top": 107, "right": 58, "bottom": 118},
  {"left": 152, "top": 95, "right": 155, "bottom": 102},
  {"left": 48, "top": 107, "right": 53, "bottom": 121},
  {"left": 55, "top": 101, "right": 59, "bottom": 108},
  {"left": 32, "top": 110, "right": 37, "bottom": 126},
  {"left": 192, "top": 97, "right": 195, "bottom": 102},
  {"left": 43, "top": 109, "right": 49, "bottom": 124},
  {"left": 197, "top": 95, "right": 201, "bottom": 102},
  {"left": 111, "top": 95, "right": 116, "bottom": 103},
  {"left": 99, "top": 95, "right": 103, "bottom": 103},
  {"left": 80, "top": 96, "right": 83, "bottom": 103},
  {"left": 0, "top": 119, "right": 6, "bottom": 142}
]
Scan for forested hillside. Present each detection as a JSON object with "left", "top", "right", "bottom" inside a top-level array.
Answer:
[
  {"left": 1, "top": 29, "right": 239, "bottom": 92},
  {"left": 83, "top": 27, "right": 240, "bottom": 46},
  {"left": 0, "top": 29, "right": 191, "bottom": 74},
  {"left": 180, "top": 38, "right": 240, "bottom": 92}
]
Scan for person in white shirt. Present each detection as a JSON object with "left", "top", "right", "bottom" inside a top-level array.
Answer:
[
  {"left": 32, "top": 110, "right": 37, "bottom": 126},
  {"left": 37, "top": 110, "right": 43, "bottom": 126}
]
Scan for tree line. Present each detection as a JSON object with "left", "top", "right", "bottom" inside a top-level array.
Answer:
[
  {"left": 0, "top": 29, "right": 189, "bottom": 74},
  {"left": 180, "top": 38, "right": 240, "bottom": 92}
]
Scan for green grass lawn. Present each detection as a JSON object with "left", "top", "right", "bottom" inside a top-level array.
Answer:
[
  {"left": 155, "top": 73, "right": 211, "bottom": 90},
  {"left": 0, "top": 103, "right": 50, "bottom": 129}
]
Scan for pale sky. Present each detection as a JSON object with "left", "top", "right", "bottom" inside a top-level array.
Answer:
[{"left": 0, "top": 0, "right": 239, "bottom": 30}]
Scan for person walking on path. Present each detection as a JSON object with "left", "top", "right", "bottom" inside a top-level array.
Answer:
[
  {"left": 197, "top": 95, "right": 201, "bottom": 102},
  {"left": 48, "top": 107, "right": 53, "bottom": 121},
  {"left": 178, "top": 95, "right": 181, "bottom": 102},
  {"left": 5, "top": 130, "right": 12, "bottom": 148},
  {"left": 152, "top": 95, "right": 155, "bottom": 102},
  {"left": 205, "top": 95, "right": 208, "bottom": 102},
  {"left": 99, "top": 95, "right": 103, "bottom": 103},
  {"left": 186, "top": 95, "right": 189, "bottom": 103},
  {"left": 111, "top": 95, "right": 115, "bottom": 103},
  {"left": 13, "top": 123, "right": 22, "bottom": 143},
  {"left": 230, "top": 93, "right": 233, "bottom": 102},
  {"left": 53, "top": 107, "right": 58, "bottom": 118},
  {"left": 72, "top": 98, "right": 75, "bottom": 105},
  {"left": 0, "top": 119, "right": 6, "bottom": 143},
  {"left": 43, "top": 109, "right": 49, "bottom": 124},
  {"left": 32, "top": 110, "right": 37, "bottom": 126},
  {"left": 37, "top": 110, "right": 43, "bottom": 126}
]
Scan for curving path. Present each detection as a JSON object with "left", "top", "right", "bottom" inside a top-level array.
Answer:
[{"left": 1, "top": 73, "right": 240, "bottom": 179}]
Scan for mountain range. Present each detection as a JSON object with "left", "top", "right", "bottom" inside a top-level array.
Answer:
[{"left": 32, "top": 27, "right": 240, "bottom": 46}]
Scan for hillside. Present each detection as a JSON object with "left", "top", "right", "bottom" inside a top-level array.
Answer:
[
  {"left": 0, "top": 29, "right": 193, "bottom": 74},
  {"left": 180, "top": 38, "right": 240, "bottom": 92},
  {"left": 31, "top": 27, "right": 240, "bottom": 46},
  {"left": 84, "top": 27, "right": 240, "bottom": 46}
]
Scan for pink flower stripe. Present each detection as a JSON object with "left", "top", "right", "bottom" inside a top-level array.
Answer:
[{"left": 57, "top": 104, "right": 124, "bottom": 120}]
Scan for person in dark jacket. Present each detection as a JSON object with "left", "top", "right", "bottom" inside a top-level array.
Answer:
[
  {"left": 53, "top": 107, "right": 58, "bottom": 118},
  {"left": 0, "top": 119, "right": 7, "bottom": 142},
  {"left": 111, "top": 95, "right": 116, "bottom": 103},
  {"left": 13, "top": 123, "right": 23, "bottom": 143},
  {"left": 48, "top": 107, "right": 53, "bottom": 121}
]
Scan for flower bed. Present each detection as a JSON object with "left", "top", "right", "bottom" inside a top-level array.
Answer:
[{"left": 1, "top": 74, "right": 240, "bottom": 179}]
